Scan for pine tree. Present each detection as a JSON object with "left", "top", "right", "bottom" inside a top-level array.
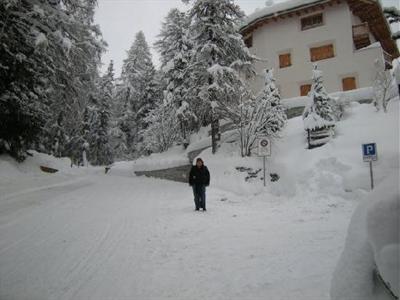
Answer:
[
  {"left": 119, "top": 31, "right": 159, "bottom": 153},
  {"left": 303, "top": 65, "right": 337, "bottom": 124},
  {"left": 155, "top": 9, "right": 197, "bottom": 146},
  {"left": 186, "top": 0, "right": 255, "bottom": 154},
  {"left": 303, "top": 65, "right": 336, "bottom": 148},
  {"left": 0, "top": 0, "right": 105, "bottom": 161},
  {"left": 259, "top": 69, "right": 287, "bottom": 135},
  {"left": 87, "top": 61, "right": 114, "bottom": 166}
]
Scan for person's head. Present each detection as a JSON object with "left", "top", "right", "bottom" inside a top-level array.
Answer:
[{"left": 196, "top": 158, "right": 204, "bottom": 168}]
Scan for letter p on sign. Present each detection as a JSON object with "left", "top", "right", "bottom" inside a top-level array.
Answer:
[{"left": 362, "top": 143, "right": 377, "bottom": 162}]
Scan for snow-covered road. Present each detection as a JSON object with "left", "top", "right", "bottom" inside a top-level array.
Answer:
[{"left": 0, "top": 173, "right": 356, "bottom": 300}]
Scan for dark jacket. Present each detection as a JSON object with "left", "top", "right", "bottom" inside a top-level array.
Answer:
[{"left": 189, "top": 165, "right": 210, "bottom": 186}]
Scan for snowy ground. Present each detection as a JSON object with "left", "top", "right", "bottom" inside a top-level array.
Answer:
[
  {"left": 0, "top": 172, "right": 357, "bottom": 300},
  {"left": 0, "top": 99, "right": 398, "bottom": 300}
]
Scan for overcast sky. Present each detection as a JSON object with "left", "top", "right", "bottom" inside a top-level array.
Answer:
[
  {"left": 95, "top": 0, "right": 275, "bottom": 75},
  {"left": 95, "top": 0, "right": 399, "bottom": 76}
]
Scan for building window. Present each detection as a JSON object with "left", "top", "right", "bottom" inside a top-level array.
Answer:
[
  {"left": 342, "top": 77, "right": 357, "bottom": 91},
  {"left": 279, "top": 53, "right": 291, "bottom": 68},
  {"left": 244, "top": 35, "right": 253, "bottom": 48},
  {"left": 310, "top": 44, "right": 334, "bottom": 62},
  {"left": 300, "top": 84, "right": 312, "bottom": 96},
  {"left": 301, "top": 13, "right": 323, "bottom": 31}
]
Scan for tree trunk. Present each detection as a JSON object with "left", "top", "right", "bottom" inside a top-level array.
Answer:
[{"left": 211, "top": 112, "right": 219, "bottom": 154}]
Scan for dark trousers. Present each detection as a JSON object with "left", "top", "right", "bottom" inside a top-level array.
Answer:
[{"left": 192, "top": 185, "right": 206, "bottom": 210}]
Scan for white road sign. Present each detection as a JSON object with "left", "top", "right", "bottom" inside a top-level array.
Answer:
[{"left": 258, "top": 137, "right": 271, "bottom": 156}]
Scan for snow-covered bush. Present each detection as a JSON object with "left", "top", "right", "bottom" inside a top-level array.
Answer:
[
  {"left": 238, "top": 69, "right": 286, "bottom": 156},
  {"left": 373, "top": 58, "right": 394, "bottom": 112},
  {"left": 141, "top": 103, "right": 180, "bottom": 153}
]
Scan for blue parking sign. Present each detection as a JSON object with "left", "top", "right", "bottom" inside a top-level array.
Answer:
[{"left": 362, "top": 143, "right": 377, "bottom": 161}]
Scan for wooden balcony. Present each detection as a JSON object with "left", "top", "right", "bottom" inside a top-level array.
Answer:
[
  {"left": 353, "top": 23, "right": 371, "bottom": 50},
  {"left": 383, "top": 50, "right": 393, "bottom": 70}
]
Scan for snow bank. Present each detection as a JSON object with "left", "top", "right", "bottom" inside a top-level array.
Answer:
[
  {"left": 282, "top": 87, "right": 374, "bottom": 109},
  {"left": 132, "top": 146, "right": 188, "bottom": 172},
  {"left": 330, "top": 173, "right": 399, "bottom": 300},
  {"left": 0, "top": 151, "right": 74, "bottom": 179},
  {"left": 191, "top": 98, "right": 399, "bottom": 199},
  {"left": 367, "top": 183, "right": 400, "bottom": 297}
]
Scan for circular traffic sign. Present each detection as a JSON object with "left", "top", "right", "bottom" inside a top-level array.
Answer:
[{"left": 260, "top": 139, "right": 269, "bottom": 147}]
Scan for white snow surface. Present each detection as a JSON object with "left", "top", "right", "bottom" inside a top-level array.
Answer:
[
  {"left": 241, "top": 0, "right": 323, "bottom": 29},
  {"left": 331, "top": 173, "right": 399, "bottom": 300},
  {"left": 0, "top": 99, "right": 398, "bottom": 299},
  {"left": 282, "top": 87, "right": 374, "bottom": 109},
  {"left": 131, "top": 146, "right": 188, "bottom": 172}
]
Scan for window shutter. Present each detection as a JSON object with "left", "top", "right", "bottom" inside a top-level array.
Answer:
[
  {"left": 279, "top": 53, "right": 291, "bottom": 68},
  {"left": 300, "top": 84, "right": 312, "bottom": 96},
  {"left": 310, "top": 44, "right": 334, "bottom": 62},
  {"left": 342, "top": 77, "right": 356, "bottom": 91}
]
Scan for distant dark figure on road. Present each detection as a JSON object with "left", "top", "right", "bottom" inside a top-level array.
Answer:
[{"left": 189, "top": 158, "right": 210, "bottom": 211}]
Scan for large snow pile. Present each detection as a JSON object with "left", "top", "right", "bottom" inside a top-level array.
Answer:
[
  {"left": 330, "top": 173, "right": 399, "bottom": 300},
  {"left": 0, "top": 151, "right": 101, "bottom": 198},
  {"left": 282, "top": 87, "right": 374, "bottom": 109},
  {"left": 131, "top": 146, "right": 188, "bottom": 172},
  {"left": 0, "top": 151, "right": 74, "bottom": 181},
  {"left": 193, "top": 98, "right": 399, "bottom": 198}
]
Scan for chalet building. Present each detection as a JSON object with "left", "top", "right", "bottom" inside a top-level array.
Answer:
[{"left": 240, "top": 0, "right": 400, "bottom": 99}]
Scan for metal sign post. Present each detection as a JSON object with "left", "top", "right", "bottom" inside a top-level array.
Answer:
[
  {"left": 263, "top": 156, "right": 266, "bottom": 187},
  {"left": 362, "top": 143, "right": 377, "bottom": 190},
  {"left": 258, "top": 137, "right": 271, "bottom": 187}
]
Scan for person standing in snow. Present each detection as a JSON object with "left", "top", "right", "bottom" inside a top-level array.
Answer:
[{"left": 188, "top": 158, "right": 210, "bottom": 211}]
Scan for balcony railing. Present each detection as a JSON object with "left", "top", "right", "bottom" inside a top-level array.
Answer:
[
  {"left": 383, "top": 50, "right": 393, "bottom": 70},
  {"left": 353, "top": 23, "right": 371, "bottom": 50}
]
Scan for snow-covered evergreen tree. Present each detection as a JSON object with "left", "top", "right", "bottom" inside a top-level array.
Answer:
[
  {"left": 303, "top": 65, "right": 336, "bottom": 148},
  {"left": 114, "top": 85, "right": 135, "bottom": 154},
  {"left": 49, "top": 112, "right": 67, "bottom": 158},
  {"left": 186, "top": 0, "right": 256, "bottom": 154},
  {"left": 87, "top": 61, "right": 114, "bottom": 166},
  {"left": 303, "top": 65, "right": 337, "bottom": 125},
  {"left": 238, "top": 69, "right": 286, "bottom": 156},
  {"left": 118, "top": 31, "right": 159, "bottom": 153},
  {"left": 0, "top": 0, "right": 105, "bottom": 161},
  {"left": 121, "top": 31, "right": 158, "bottom": 127},
  {"left": 155, "top": 9, "right": 197, "bottom": 146}
]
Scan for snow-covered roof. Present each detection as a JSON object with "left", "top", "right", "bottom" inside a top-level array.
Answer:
[{"left": 240, "top": 0, "right": 327, "bottom": 31}]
